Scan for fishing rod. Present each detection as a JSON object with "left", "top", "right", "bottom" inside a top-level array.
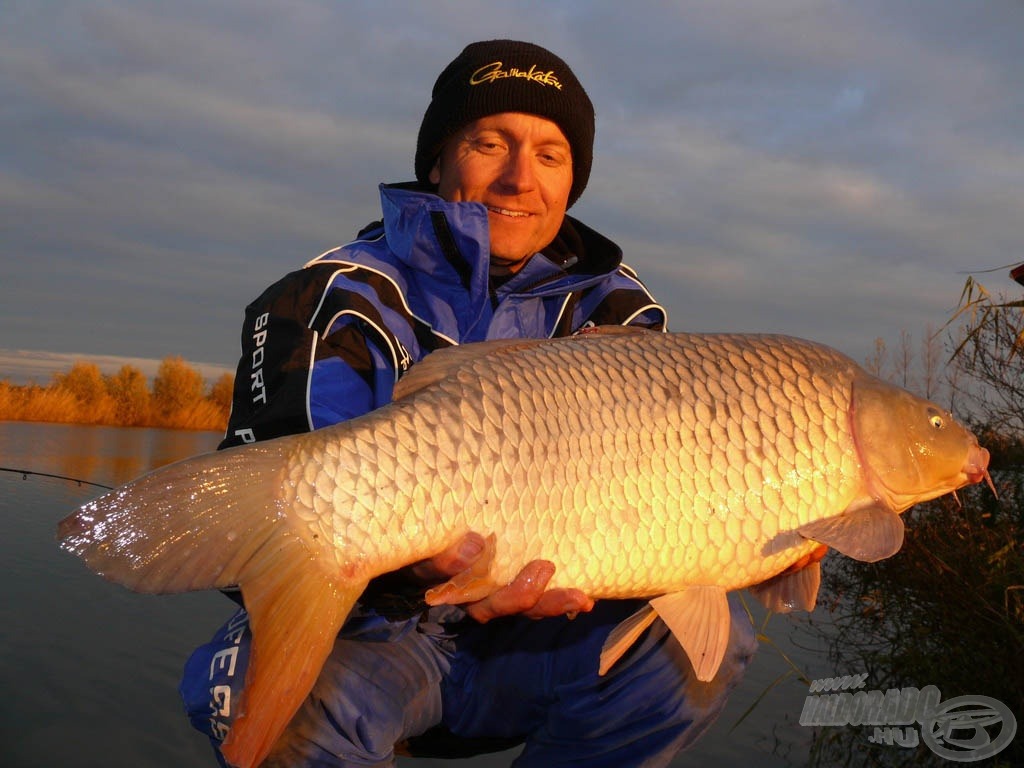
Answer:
[{"left": 0, "top": 466, "right": 113, "bottom": 490}]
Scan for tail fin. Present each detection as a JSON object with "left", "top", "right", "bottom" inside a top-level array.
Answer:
[
  {"left": 222, "top": 557, "right": 364, "bottom": 768},
  {"left": 57, "top": 440, "right": 294, "bottom": 593},
  {"left": 57, "top": 439, "right": 364, "bottom": 768}
]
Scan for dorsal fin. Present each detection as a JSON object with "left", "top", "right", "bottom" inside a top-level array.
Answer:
[
  {"left": 392, "top": 338, "right": 551, "bottom": 401},
  {"left": 392, "top": 325, "right": 654, "bottom": 401},
  {"left": 575, "top": 324, "right": 656, "bottom": 337}
]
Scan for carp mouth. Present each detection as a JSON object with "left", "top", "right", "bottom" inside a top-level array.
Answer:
[
  {"left": 965, "top": 442, "right": 996, "bottom": 495},
  {"left": 965, "top": 442, "right": 990, "bottom": 483}
]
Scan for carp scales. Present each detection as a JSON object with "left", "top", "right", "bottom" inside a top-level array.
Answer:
[{"left": 58, "top": 328, "right": 990, "bottom": 768}]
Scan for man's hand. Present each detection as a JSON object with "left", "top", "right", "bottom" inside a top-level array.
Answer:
[{"left": 408, "top": 532, "right": 594, "bottom": 623}]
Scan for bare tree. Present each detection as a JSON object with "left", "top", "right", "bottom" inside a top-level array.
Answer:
[
  {"left": 894, "top": 329, "right": 914, "bottom": 390},
  {"left": 918, "top": 324, "right": 945, "bottom": 401},
  {"left": 863, "top": 337, "right": 888, "bottom": 379}
]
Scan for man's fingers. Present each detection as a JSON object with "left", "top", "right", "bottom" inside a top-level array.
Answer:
[
  {"left": 407, "top": 532, "right": 486, "bottom": 583},
  {"left": 403, "top": 538, "right": 596, "bottom": 623},
  {"left": 521, "top": 588, "right": 595, "bottom": 620},
  {"left": 463, "top": 561, "right": 595, "bottom": 623},
  {"left": 465, "top": 560, "right": 554, "bottom": 622}
]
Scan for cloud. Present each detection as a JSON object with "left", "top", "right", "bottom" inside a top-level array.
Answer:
[{"left": 2, "top": 0, "right": 1022, "bottom": 375}]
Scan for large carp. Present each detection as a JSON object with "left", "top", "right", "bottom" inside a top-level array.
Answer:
[{"left": 58, "top": 329, "right": 989, "bottom": 768}]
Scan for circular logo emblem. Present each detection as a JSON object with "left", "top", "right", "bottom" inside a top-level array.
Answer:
[{"left": 920, "top": 695, "right": 1017, "bottom": 762}]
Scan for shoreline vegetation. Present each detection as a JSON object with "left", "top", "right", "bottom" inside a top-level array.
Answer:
[{"left": 0, "top": 357, "right": 232, "bottom": 433}]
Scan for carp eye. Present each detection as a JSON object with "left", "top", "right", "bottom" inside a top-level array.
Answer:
[{"left": 928, "top": 410, "right": 945, "bottom": 429}]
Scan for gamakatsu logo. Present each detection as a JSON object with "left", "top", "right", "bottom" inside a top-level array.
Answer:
[
  {"left": 799, "top": 673, "right": 1017, "bottom": 761},
  {"left": 470, "top": 61, "right": 563, "bottom": 89}
]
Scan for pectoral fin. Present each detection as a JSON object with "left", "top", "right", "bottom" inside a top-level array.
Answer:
[
  {"left": 651, "top": 585, "right": 731, "bottom": 682},
  {"left": 749, "top": 561, "right": 821, "bottom": 613},
  {"left": 798, "top": 503, "right": 904, "bottom": 562},
  {"left": 750, "top": 544, "right": 827, "bottom": 613}
]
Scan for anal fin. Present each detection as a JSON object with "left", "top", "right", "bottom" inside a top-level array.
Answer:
[
  {"left": 220, "top": 534, "right": 366, "bottom": 768},
  {"left": 599, "top": 603, "right": 658, "bottom": 676},
  {"left": 651, "top": 585, "right": 731, "bottom": 682},
  {"left": 798, "top": 503, "right": 904, "bottom": 563}
]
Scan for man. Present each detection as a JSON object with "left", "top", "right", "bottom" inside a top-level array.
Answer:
[{"left": 181, "top": 40, "right": 756, "bottom": 767}]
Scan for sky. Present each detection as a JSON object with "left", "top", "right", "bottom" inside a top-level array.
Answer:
[{"left": 3, "top": 0, "right": 1023, "bottom": 385}]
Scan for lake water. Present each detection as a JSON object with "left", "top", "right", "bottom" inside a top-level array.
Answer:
[{"left": 3, "top": 420, "right": 834, "bottom": 767}]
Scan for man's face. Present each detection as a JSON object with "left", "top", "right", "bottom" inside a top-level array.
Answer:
[{"left": 430, "top": 112, "right": 573, "bottom": 272}]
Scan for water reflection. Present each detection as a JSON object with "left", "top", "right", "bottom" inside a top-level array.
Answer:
[
  {"left": 1, "top": 420, "right": 222, "bottom": 487},
  {"left": 151, "top": 428, "right": 220, "bottom": 471},
  {"left": 3, "top": 421, "right": 227, "bottom": 768}
]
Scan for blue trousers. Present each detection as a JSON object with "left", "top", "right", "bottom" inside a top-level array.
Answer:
[{"left": 180, "top": 599, "right": 756, "bottom": 767}]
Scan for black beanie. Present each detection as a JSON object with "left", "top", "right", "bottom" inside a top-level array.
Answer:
[{"left": 415, "top": 40, "right": 595, "bottom": 208}]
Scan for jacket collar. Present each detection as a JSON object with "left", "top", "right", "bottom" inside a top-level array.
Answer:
[{"left": 377, "top": 183, "right": 624, "bottom": 295}]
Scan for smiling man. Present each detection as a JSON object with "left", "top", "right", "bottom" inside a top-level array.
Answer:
[
  {"left": 180, "top": 40, "right": 756, "bottom": 767},
  {"left": 430, "top": 112, "right": 573, "bottom": 271}
]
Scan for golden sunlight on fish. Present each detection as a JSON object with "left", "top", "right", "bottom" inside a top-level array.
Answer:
[{"left": 57, "top": 328, "right": 989, "bottom": 768}]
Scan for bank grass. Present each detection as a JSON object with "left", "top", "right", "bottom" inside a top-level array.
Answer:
[
  {"left": 165, "top": 397, "right": 231, "bottom": 431},
  {"left": 0, "top": 382, "right": 114, "bottom": 424}
]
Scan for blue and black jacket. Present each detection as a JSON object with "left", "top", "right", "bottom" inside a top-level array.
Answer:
[{"left": 220, "top": 183, "right": 667, "bottom": 449}]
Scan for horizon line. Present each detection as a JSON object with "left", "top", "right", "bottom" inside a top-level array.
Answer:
[{"left": 0, "top": 348, "right": 236, "bottom": 387}]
